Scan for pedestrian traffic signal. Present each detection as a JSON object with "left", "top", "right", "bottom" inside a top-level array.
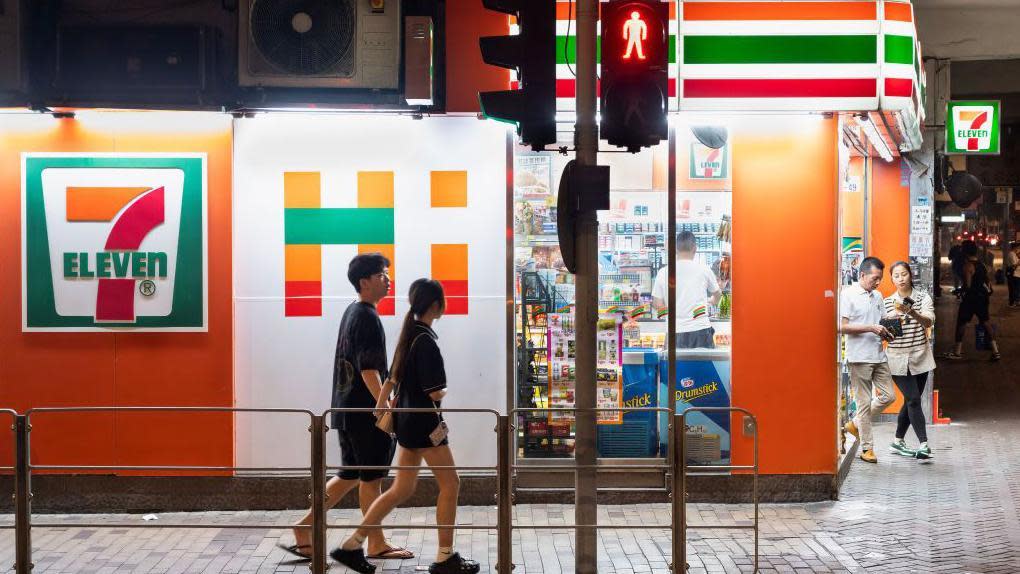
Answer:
[
  {"left": 478, "top": 0, "right": 557, "bottom": 151},
  {"left": 600, "top": 0, "right": 669, "bottom": 152}
]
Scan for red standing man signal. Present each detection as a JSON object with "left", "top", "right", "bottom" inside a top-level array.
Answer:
[{"left": 623, "top": 11, "right": 648, "bottom": 60}]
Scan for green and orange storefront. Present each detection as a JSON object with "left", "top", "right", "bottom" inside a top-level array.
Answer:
[{"left": 0, "top": 1, "right": 928, "bottom": 505}]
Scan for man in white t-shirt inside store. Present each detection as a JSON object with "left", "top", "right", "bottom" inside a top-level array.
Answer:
[
  {"left": 652, "top": 231, "right": 722, "bottom": 349},
  {"left": 839, "top": 256, "right": 896, "bottom": 464}
]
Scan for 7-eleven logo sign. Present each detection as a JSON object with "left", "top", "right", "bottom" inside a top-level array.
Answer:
[
  {"left": 690, "top": 141, "right": 729, "bottom": 180},
  {"left": 22, "top": 154, "right": 207, "bottom": 331},
  {"left": 947, "top": 101, "right": 1001, "bottom": 155}
]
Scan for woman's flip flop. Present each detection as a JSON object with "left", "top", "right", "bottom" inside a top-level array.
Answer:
[
  {"left": 276, "top": 543, "right": 312, "bottom": 561},
  {"left": 367, "top": 546, "right": 415, "bottom": 559}
]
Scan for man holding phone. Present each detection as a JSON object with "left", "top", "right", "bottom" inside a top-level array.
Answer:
[{"left": 839, "top": 257, "right": 896, "bottom": 464}]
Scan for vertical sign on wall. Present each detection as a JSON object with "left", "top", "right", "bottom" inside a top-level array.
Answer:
[{"left": 22, "top": 153, "right": 208, "bottom": 331}]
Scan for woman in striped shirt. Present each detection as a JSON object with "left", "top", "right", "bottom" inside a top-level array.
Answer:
[{"left": 883, "top": 261, "right": 936, "bottom": 460}]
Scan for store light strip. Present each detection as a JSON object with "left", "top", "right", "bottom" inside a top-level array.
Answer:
[
  {"left": 857, "top": 115, "right": 894, "bottom": 163},
  {"left": 941, "top": 215, "right": 965, "bottom": 223}
]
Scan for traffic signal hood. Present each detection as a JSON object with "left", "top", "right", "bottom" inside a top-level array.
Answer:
[{"left": 478, "top": 0, "right": 557, "bottom": 151}]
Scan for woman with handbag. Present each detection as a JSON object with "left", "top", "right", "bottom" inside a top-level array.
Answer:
[
  {"left": 331, "top": 278, "right": 480, "bottom": 574},
  {"left": 883, "top": 261, "right": 936, "bottom": 460}
]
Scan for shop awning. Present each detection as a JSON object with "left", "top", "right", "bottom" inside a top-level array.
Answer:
[{"left": 549, "top": 0, "right": 925, "bottom": 152}]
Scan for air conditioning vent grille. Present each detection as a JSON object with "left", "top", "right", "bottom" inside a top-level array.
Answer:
[{"left": 250, "top": 0, "right": 355, "bottom": 76}]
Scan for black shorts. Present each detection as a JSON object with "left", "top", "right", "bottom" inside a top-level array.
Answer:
[
  {"left": 677, "top": 327, "right": 716, "bottom": 349},
  {"left": 336, "top": 425, "right": 396, "bottom": 482},
  {"left": 958, "top": 300, "right": 990, "bottom": 324}
]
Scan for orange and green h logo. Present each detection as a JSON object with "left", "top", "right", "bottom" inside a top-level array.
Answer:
[
  {"left": 283, "top": 170, "right": 470, "bottom": 317},
  {"left": 284, "top": 171, "right": 396, "bottom": 316}
]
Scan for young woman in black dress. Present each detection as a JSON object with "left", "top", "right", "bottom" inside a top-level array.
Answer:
[{"left": 331, "top": 279, "right": 479, "bottom": 574}]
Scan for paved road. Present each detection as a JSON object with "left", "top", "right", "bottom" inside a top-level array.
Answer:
[{"left": 1, "top": 285, "right": 1017, "bottom": 573}]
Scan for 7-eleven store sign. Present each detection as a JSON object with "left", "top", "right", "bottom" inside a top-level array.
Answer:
[{"left": 947, "top": 101, "right": 1001, "bottom": 155}]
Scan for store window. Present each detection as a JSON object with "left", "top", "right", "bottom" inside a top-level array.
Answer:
[{"left": 512, "top": 123, "right": 733, "bottom": 464}]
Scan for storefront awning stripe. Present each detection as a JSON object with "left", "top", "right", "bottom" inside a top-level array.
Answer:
[
  {"left": 884, "top": 35, "right": 914, "bottom": 65},
  {"left": 283, "top": 208, "right": 394, "bottom": 245},
  {"left": 553, "top": 79, "right": 678, "bottom": 99},
  {"left": 683, "top": 78, "right": 877, "bottom": 98},
  {"left": 883, "top": 78, "right": 914, "bottom": 98},
  {"left": 683, "top": 35, "right": 877, "bottom": 65},
  {"left": 883, "top": 2, "right": 913, "bottom": 23},
  {"left": 680, "top": 21, "right": 879, "bottom": 36},
  {"left": 679, "top": 63, "right": 880, "bottom": 80},
  {"left": 682, "top": 1, "right": 876, "bottom": 21},
  {"left": 555, "top": 36, "right": 678, "bottom": 65},
  {"left": 555, "top": 1, "right": 678, "bottom": 21}
]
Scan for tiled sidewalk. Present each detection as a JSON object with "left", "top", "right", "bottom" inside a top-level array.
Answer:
[{"left": 3, "top": 419, "right": 1019, "bottom": 573}]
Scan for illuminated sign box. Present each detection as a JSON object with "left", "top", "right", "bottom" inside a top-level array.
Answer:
[{"left": 946, "top": 100, "right": 1001, "bottom": 155}]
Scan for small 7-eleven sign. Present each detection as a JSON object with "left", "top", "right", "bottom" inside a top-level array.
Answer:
[{"left": 947, "top": 101, "right": 1001, "bottom": 155}]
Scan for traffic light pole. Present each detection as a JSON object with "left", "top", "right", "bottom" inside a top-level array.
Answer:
[{"left": 574, "top": 0, "right": 599, "bottom": 572}]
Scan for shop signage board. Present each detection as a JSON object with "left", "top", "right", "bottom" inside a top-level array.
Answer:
[
  {"left": 21, "top": 153, "right": 207, "bottom": 331},
  {"left": 911, "top": 205, "right": 932, "bottom": 235},
  {"left": 946, "top": 101, "right": 1001, "bottom": 155},
  {"left": 910, "top": 233, "right": 933, "bottom": 257},
  {"left": 232, "top": 115, "right": 507, "bottom": 470}
]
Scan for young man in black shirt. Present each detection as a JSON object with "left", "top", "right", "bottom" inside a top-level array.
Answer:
[{"left": 283, "top": 253, "right": 413, "bottom": 562}]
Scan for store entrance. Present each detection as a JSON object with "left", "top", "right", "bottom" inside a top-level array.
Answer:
[{"left": 512, "top": 122, "right": 734, "bottom": 486}]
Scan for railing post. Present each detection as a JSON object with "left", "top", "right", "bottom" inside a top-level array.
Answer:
[
  {"left": 671, "top": 413, "right": 686, "bottom": 573},
  {"left": 310, "top": 414, "right": 327, "bottom": 574},
  {"left": 496, "top": 415, "right": 514, "bottom": 573},
  {"left": 14, "top": 415, "right": 33, "bottom": 574}
]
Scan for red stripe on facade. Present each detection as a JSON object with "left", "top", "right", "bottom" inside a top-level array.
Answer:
[
  {"left": 444, "top": 297, "right": 469, "bottom": 316},
  {"left": 683, "top": 78, "right": 877, "bottom": 98},
  {"left": 285, "top": 298, "right": 321, "bottom": 317},
  {"left": 884, "top": 78, "right": 913, "bottom": 98},
  {"left": 285, "top": 281, "right": 322, "bottom": 317},
  {"left": 285, "top": 281, "right": 321, "bottom": 298},
  {"left": 553, "top": 79, "right": 678, "bottom": 98}
]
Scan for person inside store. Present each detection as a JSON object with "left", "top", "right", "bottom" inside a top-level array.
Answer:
[
  {"left": 651, "top": 230, "right": 722, "bottom": 349},
  {"left": 883, "top": 261, "right": 935, "bottom": 460},
  {"left": 944, "top": 240, "right": 1001, "bottom": 361},
  {"left": 1007, "top": 242, "right": 1019, "bottom": 308},
  {"left": 283, "top": 254, "right": 414, "bottom": 563},
  {"left": 332, "top": 279, "right": 480, "bottom": 574},
  {"left": 840, "top": 256, "right": 896, "bottom": 464}
]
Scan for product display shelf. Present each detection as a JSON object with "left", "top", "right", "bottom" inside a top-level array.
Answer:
[{"left": 517, "top": 271, "right": 575, "bottom": 458}]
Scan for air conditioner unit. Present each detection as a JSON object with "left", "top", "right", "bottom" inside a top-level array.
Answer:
[
  {"left": 239, "top": 0, "right": 400, "bottom": 90},
  {"left": 0, "top": 0, "right": 27, "bottom": 94}
]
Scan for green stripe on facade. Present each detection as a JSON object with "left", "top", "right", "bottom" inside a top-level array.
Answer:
[
  {"left": 683, "top": 35, "right": 876, "bottom": 65},
  {"left": 884, "top": 35, "right": 914, "bottom": 65},
  {"left": 555, "top": 36, "right": 677, "bottom": 64},
  {"left": 285, "top": 208, "right": 394, "bottom": 245}
]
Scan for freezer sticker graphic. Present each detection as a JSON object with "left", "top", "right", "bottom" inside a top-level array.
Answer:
[{"left": 22, "top": 154, "right": 207, "bottom": 331}]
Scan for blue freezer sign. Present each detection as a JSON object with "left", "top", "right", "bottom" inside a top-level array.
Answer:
[{"left": 659, "top": 358, "right": 732, "bottom": 465}]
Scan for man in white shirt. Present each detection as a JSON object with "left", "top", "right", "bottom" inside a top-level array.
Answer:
[
  {"left": 840, "top": 256, "right": 895, "bottom": 463},
  {"left": 652, "top": 231, "right": 722, "bottom": 349}
]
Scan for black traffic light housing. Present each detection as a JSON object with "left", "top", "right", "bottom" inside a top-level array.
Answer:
[
  {"left": 478, "top": 0, "right": 557, "bottom": 151},
  {"left": 600, "top": 0, "right": 669, "bottom": 152}
]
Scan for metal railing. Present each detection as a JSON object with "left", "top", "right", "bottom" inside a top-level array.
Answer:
[
  {"left": 4, "top": 405, "right": 759, "bottom": 574},
  {"left": 676, "top": 407, "right": 760, "bottom": 573}
]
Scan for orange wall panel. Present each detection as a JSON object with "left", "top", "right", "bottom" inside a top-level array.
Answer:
[
  {"left": 0, "top": 113, "right": 233, "bottom": 474},
  {"left": 445, "top": 3, "right": 511, "bottom": 113},
  {"left": 870, "top": 158, "right": 910, "bottom": 294},
  {"left": 731, "top": 117, "right": 839, "bottom": 475},
  {"left": 869, "top": 157, "right": 910, "bottom": 415}
]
